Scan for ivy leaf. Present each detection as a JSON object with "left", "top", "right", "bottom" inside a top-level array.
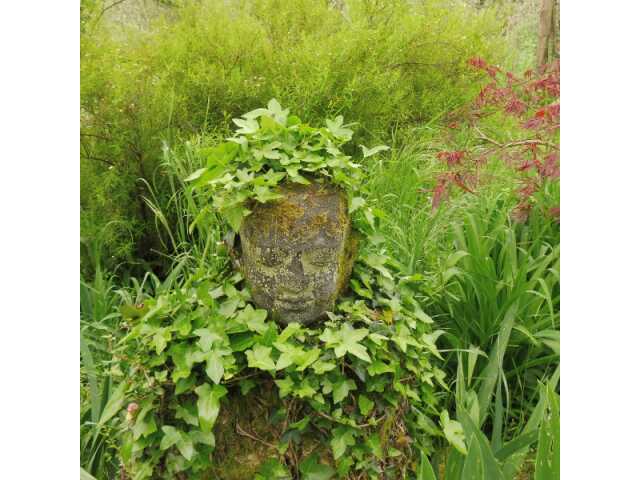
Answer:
[
  {"left": 221, "top": 205, "right": 251, "bottom": 232},
  {"left": 176, "top": 432, "right": 195, "bottom": 460},
  {"left": 413, "top": 303, "right": 434, "bottom": 324},
  {"left": 267, "top": 98, "right": 289, "bottom": 125},
  {"left": 311, "top": 360, "right": 337, "bottom": 374},
  {"left": 242, "top": 107, "right": 270, "bottom": 119},
  {"left": 289, "top": 416, "right": 311, "bottom": 431},
  {"left": 360, "top": 144, "right": 390, "bottom": 158},
  {"left": 193, "top": 328, "right": 223, "bottom": 352},
  {"left": 170, "top": 343, "right": 199, "bottom": 382},
  {"left": 440, "top": 410, "right": 467, "bottom": 455},
  {"left": 325, "top": 115, "right": 353, "bottom": 140},
  {"left": 275, "top": 377, "right": 294, "bottom": 397},
  {"left": 202, "top": 142, "right": 240, "bottom": 167},
  {"left": 358, "top": 395, "right": 374, "bottom": 416},
  {"left": 275, "top": 347, "right": 295, "bottom": 371},
  {"left": 300, "top": 453, "right": 336, "bottom": 480},
  {"left": 205, "top": 351, "right": 225, "bottom": 384},
  {"left": 366, "top": 433, "right": 384, "bottom": 459},
  {"left": 236, "top": 168, "right": 255, "bottom": 183},
  {"left": 292, "top": 175, "right": 312, "bottom": 185},
  {"left": 160, "top": 425, "right": 181, "bottom": 450},
  {"left": 159, "top": 426, "right": 195, "bottom": 461},
  {"left": 367, "top": 359, "right": 395, "bottom": 376},
  {"left": 246, "top": 344, "right": 276, "bottom": 371},
  {"left": 236, "top": 304, "right": 269, "bottom": 334},
  {"left": 255, "top": 458, "right": 292, "bottom": 480},
  {"left": 368, "top": 333, "right": 388, "bottom": 345},
  {"left": 319, "top": 323, "right": 371, "bottom": 363},
  {"left": 175, "top": 403, "right": 199, "bottom": 427},
  {"left": 362, "top": 253, "right": 393, "bottom": 279},
  {"left": 330, "top": 426, "right": 357, "bottom": 460},
  {"left": 232, "top": 117, "right": 260, "bottom": 134},
  {"left": 219, "top": 297, "right": 241, "bottom": 319},
  {"left": 255, "top": 169, "right": 286, "bottom": 186},
  {"left": 254, "top": 185, "right": 284, "bottom": 204},
  {"left": 189, "top": 429, "right": 215, "bottom": 447},
  {"left": 295, "top": 348, "right": 321, "bottom": 371},
  {"left": 293, "top": 379, "right": 317, "bottom": 398},
  {"left": 348, "top": 196, "right": 366, "bottom": 213},
  {"left": 278, "top": 322, "right": 304, "bottom": 342},
  {"left": 175, "top": 375, "right": 196, "bottom": 395},
  {"left": 421, "top": 330, "right": 446, "bottom": 360},
  {"left": 195, "top": 384, "right": 227, "bottom": 432},
  {"left": 228, "top": 332, "right": 254, "bottom": 351},
  {"left": 132, "top": 403, "right": 157, "bottom": 440},
  {"left": 392, "top": 324, "right": 419, "bottom": 353},
  {"left": 332, "top": 379, "right": 356, "bottom": 403}
]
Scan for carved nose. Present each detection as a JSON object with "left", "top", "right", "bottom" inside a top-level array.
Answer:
[
  {"left": 289, "top": 252, "right": 304, "bottom": 276},
  {"left": 280, "top": 254, "right": 309, "bottom": 296}
]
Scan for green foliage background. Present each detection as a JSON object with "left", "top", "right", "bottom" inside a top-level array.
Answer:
[{"left": 80, "top": 0, "right": 506, "bottom": 276}]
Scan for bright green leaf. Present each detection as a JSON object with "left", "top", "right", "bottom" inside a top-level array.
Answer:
[{"left": 246, "top": 344, "right": 276, "bottom": 371}]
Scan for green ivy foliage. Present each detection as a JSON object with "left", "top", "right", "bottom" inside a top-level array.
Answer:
[
  {"left": 185, "top": 99, "right": 388, "bottom": 233},
  {"left": 114, "top": 255, "right": 446, "bottom": 479},
  {"left": 110, "top": 104, "right": 448, "bottom": 478}
]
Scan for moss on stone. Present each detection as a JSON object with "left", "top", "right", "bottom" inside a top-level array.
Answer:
[{"left": 238, "top": 182, "right": 357, "bottom": 325}]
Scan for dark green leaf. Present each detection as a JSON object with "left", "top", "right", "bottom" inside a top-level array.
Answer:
[{"left": 300, "top": 453, "right": 336, "bottom": 480}]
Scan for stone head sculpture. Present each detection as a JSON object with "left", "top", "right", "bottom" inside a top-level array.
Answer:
[{"left": 238, "top": 183, "right": 357, "bottom": 325}]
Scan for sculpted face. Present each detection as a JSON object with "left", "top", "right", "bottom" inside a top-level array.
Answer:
[{"left": 239, "top": 184, "right": 356, "bottom": 325}]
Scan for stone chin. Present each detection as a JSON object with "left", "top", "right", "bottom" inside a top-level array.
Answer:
[{"left": 272, "top": 301, "right": 328, "bottom": 325}]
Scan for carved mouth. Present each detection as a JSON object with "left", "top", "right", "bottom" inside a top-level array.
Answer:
[{"left": 275, "top": 298, "right": 315, "bottom": 312}]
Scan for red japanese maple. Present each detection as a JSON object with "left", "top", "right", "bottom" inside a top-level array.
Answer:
[{"left": 430, "top": 58, "right": 560, "bottom": 222}]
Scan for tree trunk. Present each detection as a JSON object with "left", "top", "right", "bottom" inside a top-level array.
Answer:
[
  {"left": 551, "top": 0, "right": 560, "bottom": 59},
  {"left": 536, "top": 0, "right": 555, "bottom": 69}
]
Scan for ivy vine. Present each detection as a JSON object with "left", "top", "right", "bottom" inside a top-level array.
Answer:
[{"left": 110, "top": 101, "right": 449, "bottom": 479}]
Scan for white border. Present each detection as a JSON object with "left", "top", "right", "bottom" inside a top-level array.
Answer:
[
  {"left": 0, "top": 1, "right": 78, "bottom": 477},
  {"left": 1, "top": 1, "right": 640, "bottom": 478},
  {"left": 562, "top": 0, "right": 640, "bottom": 478}
]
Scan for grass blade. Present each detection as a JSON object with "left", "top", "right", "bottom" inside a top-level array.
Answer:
[
  {"left": 418, "top": 451, "right": 438, "bottom": 480},
  {"left": 478, "top": 301, "right": 519, "bottom": 425}
]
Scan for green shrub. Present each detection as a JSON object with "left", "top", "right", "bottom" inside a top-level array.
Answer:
[{"left": 80, "top": 0, "right": 507, "bottom": 275}]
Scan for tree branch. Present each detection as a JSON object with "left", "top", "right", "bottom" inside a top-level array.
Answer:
[
  {"left": 94, "top": 0, "right": 130, "bottom": 25},
  {"left": 235, "top": 423, "right": 278, "bottom": 450},
  {"left": 474, "top": 127, "right": 558, "bottom": 150}
]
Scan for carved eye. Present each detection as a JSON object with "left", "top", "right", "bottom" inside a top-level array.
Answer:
[
  {"left": 261, "top": 248, "right": 284, "bottom": 267},
  {"left": 305, "top": 248, "right": 334, "bottom": 267}
]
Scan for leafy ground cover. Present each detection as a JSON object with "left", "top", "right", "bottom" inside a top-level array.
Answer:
[{"left": 80, "top": 1, "right": 559, "bottom": 479}]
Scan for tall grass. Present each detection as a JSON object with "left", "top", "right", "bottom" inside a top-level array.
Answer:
[
  {"left": 365, "top": 137, "right": 559, "bottom": 456},
  {"left": 364, "top": 127, "right": 463, "bottom": 276},
  {"left": 80, "top": 252, "right": 121, "bottom": 479},
  {"left": 80, "top": 0, "right": 508, "bottom": 274}
]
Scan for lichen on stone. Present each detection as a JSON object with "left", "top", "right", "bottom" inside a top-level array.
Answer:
[{"left": 239, "top": 183, "right": 356, "bottom": 325}]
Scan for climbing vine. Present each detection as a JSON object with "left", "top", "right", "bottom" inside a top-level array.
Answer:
[
  {"left": 109, "top": 102, "right": 450, "bottom": 479},
  {"left": 185, "top": 99, "right": 388, "bottom": 234}
]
